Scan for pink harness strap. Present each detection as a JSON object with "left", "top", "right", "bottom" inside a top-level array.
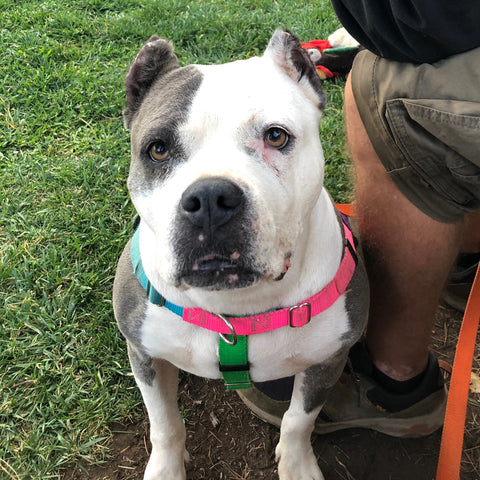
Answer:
[{"left": 182, "top": 224, "right": 357, "bottom": 335}]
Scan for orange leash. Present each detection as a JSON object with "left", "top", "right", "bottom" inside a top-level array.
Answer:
[
  {"left": 335, "top": 202, "right": 479, "bottom": 479},
  {"left": 335, "top": 202, "right": 356, "bottom": 217},
  {"left": 436, "top": 263, "right": 480, "bottom": 480}
]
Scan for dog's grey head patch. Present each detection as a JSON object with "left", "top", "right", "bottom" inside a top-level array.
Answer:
[
  {"left": 265, "top": 29, "right": 326, "bottom": 110},
  {"left": 124, "top": 37, "right": 203, "bottom": 194}
]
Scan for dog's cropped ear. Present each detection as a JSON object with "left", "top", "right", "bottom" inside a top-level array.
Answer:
[
  {"left": 124, "top": 36, "right": 180, "bottom": 129},
  {"left": 264, "top": 29, "right": 326, "bottom": 110}
]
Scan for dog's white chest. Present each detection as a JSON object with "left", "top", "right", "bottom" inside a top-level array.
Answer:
[{"left": 140, "top": 299, "right": 351, "bottom": 382}]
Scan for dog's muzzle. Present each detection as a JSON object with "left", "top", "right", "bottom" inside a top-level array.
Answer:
[{"left": 174, "top": 177, "right": 259, "bottom": 289}]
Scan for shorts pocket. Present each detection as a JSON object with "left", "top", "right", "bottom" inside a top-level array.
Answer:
[{"left": 385, "top": 98, "right": 480, "bottom": 209}]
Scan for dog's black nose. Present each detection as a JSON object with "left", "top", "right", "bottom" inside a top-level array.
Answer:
[{"left": 181, "top": 177, "right": 244, "bottom": 233}]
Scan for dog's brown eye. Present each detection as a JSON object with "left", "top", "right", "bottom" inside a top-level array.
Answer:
[
  {"left": 264, "top": 127, "right": 289, "bottom": 149},
  {"left": 148, "top": 141, "right": 170, "bottom": 162}
]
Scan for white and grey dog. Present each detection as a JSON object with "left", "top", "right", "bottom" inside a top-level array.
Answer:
[{"left": 113, "top": 29, "right": 368, "bottom": 480}]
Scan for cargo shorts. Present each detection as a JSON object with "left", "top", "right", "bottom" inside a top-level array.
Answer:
[{"left": 351, "top": 46, "right": 480, "bottom": 223}]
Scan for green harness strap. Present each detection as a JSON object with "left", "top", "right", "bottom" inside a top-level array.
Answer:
[{"left": 218, "top": 335, "right": 252, "bottom": 390}]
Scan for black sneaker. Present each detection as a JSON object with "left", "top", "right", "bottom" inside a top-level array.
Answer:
[{"left": 237, "top": 343, "right": 446, "bottom": 438}]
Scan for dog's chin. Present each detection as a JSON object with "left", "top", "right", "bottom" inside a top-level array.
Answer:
[
  {"left": 177, "top": 253, "right": 292, "bottom": 290},
  {"left": 175, "top": 254, "right": 259, "bottom": 290},
  {"left": 180, "top": 269, "right": 260, "bottom": 290}
]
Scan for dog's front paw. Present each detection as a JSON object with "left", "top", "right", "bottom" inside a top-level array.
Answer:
[
  {"left": 275, "top": 442, "right": 325, "bottom": 480},
  {"left": 143, "top": 448, "right": 189, "bottom": 480}
]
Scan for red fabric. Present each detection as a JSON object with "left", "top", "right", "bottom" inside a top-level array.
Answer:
[
  {"left": 316, "top": 65, "right": 338, "bottom": 78},
  {"left": 301, "top": 39, "right": 332, "bottom": 51}
]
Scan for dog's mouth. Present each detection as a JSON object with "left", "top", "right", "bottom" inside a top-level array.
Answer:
[
  {"left": 178, "top": 252, "right": 292, "bottom": 290},
  {"left": 180, "top": 252, "right": 260, "bottom": 290},
  {"left": 192, "top": 253, "right": 238, "bottom": 273}
]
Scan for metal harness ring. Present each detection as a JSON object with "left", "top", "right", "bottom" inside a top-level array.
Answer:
[{"left": 217, "top": 314, "right": 237, "bottom": 346}]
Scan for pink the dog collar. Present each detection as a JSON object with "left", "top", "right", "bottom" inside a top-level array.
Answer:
[{"left": 132, "top": 215, "right": 357, "bottom": 340}]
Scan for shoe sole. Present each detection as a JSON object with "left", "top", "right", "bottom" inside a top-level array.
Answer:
[{"left": 238, "top": 387, "right": 446, "bottom": 439}]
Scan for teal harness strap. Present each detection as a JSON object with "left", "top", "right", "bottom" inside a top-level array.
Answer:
[
  {"left": 131, "top": 227, "right": 184, "bottom": 316},
  {"left": 218, "top": 335, "right": 252, "bottom": 390}
]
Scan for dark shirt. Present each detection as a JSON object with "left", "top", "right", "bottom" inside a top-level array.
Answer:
[{"left": 331, "top": 0, "right": 480, "bottom": 63}]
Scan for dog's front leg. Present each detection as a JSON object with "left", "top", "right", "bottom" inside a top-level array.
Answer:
[
  {"left": 275, "top": 372, "right": 325, "bottom": 480},
  {"left": 127, "top": 343, "right": 188, "bottom": 480},
  {"left": 275, "top": 351, "right": 348, "bottom": 480}
]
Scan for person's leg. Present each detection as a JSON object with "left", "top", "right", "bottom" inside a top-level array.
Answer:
[{"left": 344, "top": 74, "right": 463, "bottom": 381}]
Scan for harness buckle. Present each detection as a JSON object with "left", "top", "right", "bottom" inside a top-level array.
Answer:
[
  {"left": 217, "top": 314, "right": 238, "bottom": 346},
  {"left": 289, "top": 302, "right": 311, "bottom": 328}
]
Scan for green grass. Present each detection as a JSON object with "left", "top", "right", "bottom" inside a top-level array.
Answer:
[{"left": 0, "top": 1, "right": 349, "bottom": 478}]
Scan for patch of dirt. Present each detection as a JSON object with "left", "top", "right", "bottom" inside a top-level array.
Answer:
[{"left": 63, "top": 305, "right": 480, "bottom": 480}]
